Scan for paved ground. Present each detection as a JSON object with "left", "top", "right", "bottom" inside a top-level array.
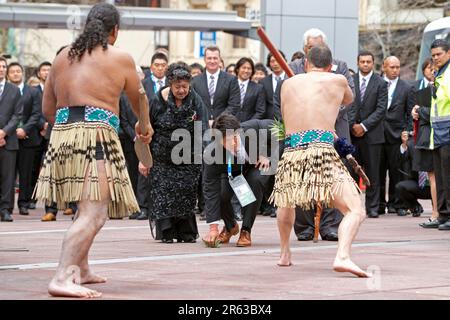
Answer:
[{"left": 0, "top": 199, "right": 449, "bottom": 300}]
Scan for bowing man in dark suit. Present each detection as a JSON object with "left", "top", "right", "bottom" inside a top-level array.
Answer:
[
  {"left": 192, "top": 45, "right": 240, "bottom": 120},
  {"left": 202, "top": 114, "right": 278, "bottom": 247},
  {"left": 0, "top": 57, "right": 23, "bottom": 222},
  {"left": 348, "top": 51, "right": 388, "bottom": 218},
  {"left": 7, "top": 62, "right": 42, "bottom": 216},
  {"left": 379, "top": 56, "right": 415, "bottom": 214},
  {"left": 261, "top": 51, "right": 288, "bottom": 120},
  {"left": 234, "top": 57, "right": 266, "bottom": 122}
]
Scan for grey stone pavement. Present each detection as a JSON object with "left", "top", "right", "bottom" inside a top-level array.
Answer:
[{"left": 0, "top": 198, "right": 449, "bottom": 300}]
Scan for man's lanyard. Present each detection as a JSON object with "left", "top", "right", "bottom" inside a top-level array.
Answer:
[{"left": 227, "top": 157, "right": 243, "bottom": 179}]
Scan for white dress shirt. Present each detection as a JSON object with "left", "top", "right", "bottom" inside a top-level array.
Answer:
[
  {"left": 384, "top": 76, "right": 399, "bottom": 109},
  {"left": 272, "top": 72, "right": 286, "bottom": 92},
  {"left": 358, "top": 70, "right": 373, "bottom": 132}
]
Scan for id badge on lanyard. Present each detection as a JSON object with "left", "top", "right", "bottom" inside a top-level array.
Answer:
[{"left": 228, "top": 159, "right": 256, "bottom": 207}]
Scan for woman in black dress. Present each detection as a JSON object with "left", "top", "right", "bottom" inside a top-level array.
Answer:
[{"left": 139, "top": 62, "right": 208, "bottom": 243}]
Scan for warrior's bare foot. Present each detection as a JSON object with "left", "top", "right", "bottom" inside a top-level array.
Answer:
[
  {"left": 81, "top": 272, "right": 107, "bottom": 284},
  {"left": 277, "top": 253, "right": 292, "bottom": 267},
  {"left": 333, "top": 258, "right": 370, "bottom": 278},
  {"left": 48, "top": 278, "right": 102, "bottom": 298}
]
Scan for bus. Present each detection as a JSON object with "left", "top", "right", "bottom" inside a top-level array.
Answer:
[{"left": 417, "top": 17, "right": 450, "bottom": 80}]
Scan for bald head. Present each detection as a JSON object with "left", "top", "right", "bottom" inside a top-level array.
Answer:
[{"left": 383, "top": 56, "right": 401, "bottom": 80}]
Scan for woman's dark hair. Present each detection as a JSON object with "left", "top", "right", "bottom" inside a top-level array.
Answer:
[
  {"left": 254, "top": 62, "right": 268, "bottom": 76},
  {"left": 235, "top": 57, "right": 255, "bottom": 78},
  {"left": 68, "top": 3, "right": 120, "bottom": 62},
  {"left": 422, "top": 57, "right": 433, "bottom": 72},
  {"left": 291, "top": 51, "right": 304, "bottom": 62},
  {"left": 166, "top": 61, "right": 192, "bottom": 84}
]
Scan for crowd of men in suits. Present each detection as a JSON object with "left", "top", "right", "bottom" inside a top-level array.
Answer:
[{"left": 1, "top": 27, "right": 448, "bottom": 239}]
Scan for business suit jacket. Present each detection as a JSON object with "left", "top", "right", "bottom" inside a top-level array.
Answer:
[
  {"left": 348, "top": 72, "right": 388, "bottom": 145},
  {"left": 142, "top": 76, "right": 168, "bottom": 103},
  {"left": 383, "top": 78, "right": 415, "bottom": 144},
  {"left": 192, "top": 71, "right": 240, "bottom": 119},
  {"left": 119, "top": 93, "right": 137, "bottom": 153},
  {"left": 236, "top": 81, "right": 266, "bottom": 122},
  {"left": 19, "top": 84, "right": 42, "bottom": 148},
  {"left": 0, "top": 82, "right": 23, "bottom": 151},
  {"left": 203, "top": 119, "right": 276, "bottom": 223},
  {"left": 261, "top": 74, "right": 287, "bottom": 120}
]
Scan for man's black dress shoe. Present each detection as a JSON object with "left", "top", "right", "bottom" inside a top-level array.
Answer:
[
  {"left": 367, "top": 211, "right": 379, "bottom": 218},
  {"left": 387, "top": 206, "right": 397, "bottom": 214},
  {"left": 19, "top": 207, "right": 29, "bottom": 215},
  {"left": 297, "top": 233, "right": 313, "bottom": 241},
  {"left": 322, "top": 232, "right": 338, "bottom": 241},
  {"left": 137, "top": 211, "right": 149, "bottom": 220},
  {"left": 129, "top": 212, "right": 140, "bottom": 220},
  {"left": 28, "top": 202, "right": 36, "bottom": 210},
  {"left": 411, "top": 205, "right": 424, "bottom": 217},
  {"left": 397, "top": 209, "right": 408, "bottom": 216},
  {"left": 162, "top": 239, "right": 174, "bottom": 243},
  {"left": 0, "top": 211, "right": 13, "bottom": 222},
  {"left": 438, "top": 221, "right": 450, "bottom": 231},
  {"left": 378, "top": 206, "right": 386, "bottom": 215}
]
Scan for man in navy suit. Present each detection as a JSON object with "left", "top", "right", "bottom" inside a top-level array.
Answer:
[
  {"left": 379, "top": 56, "right": 415, "bottom": 215},
  {"left": 0, "top": 57, "right": 23, "bottom": 222},
  {"left": 7, "top": 62, "right": 42, "bottom": 216}
]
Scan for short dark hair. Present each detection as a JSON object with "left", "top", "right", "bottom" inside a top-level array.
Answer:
[
  {"left": 254, "top": 62, "right": 268, "bottom": 76},
  {"left": 357, "top": 51, "right": 375, "bottom": 62},
  {"left": 291, "top": 51, "right": 305, "bottom": 62},
  {"left": 307, "top": 45, "right": 332, "bottom": 68},
  {"left": 0, "top": 57, "right": 8, "bottom": 66},
  {"left": 38, "top": 61, "right": 52, "bottom": 72},
  {"left": 190, "top": 62, "right": 204, "bottom": 73},
  {"left": 225, "top": 63, "right": 236, "bottom": 73},
  {"left": 7, "top": 62, "right": 23, "bottom": 74},
  {"left": 430, "top": 39, "right": 450, "bottom": 52},
  {"left": 235, "top": 57, "right": 255, "bottom": 77},
  {"left": 212, "top": 113, "right": 241, "bottom": 138},
  {"left": 166, "top": 61, "right": 192, "bottom": 84},
  {"left": 266, "top": 50, "right": 286, "bottom": 69},
  {"left": 204, "top": 45, "right": 221, "bottom": 57},
  {"left": 422, "top": 57, "right": 433, "bottom": 72},
  {"left": 151, "top": 52, "right": 168, "bottom": 64}
]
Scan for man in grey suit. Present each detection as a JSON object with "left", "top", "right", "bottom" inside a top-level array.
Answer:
[
  {"left": 274, "top": 28, "right": 355, "bottom": 241},
  {"left": 0, "top": 57, "right": 23, "bottom": 222},
  {"left": 192, "top": 46, "right": 240, "bottom": 120}
]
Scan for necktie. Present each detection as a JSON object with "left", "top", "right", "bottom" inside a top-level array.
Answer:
[
  {"left": 360, "top": 78, "right": 367, "bottom": 102},
  {"left": 275, "top": 76, "right": 281, "bottom": 83},
  {"left": 387, "top": 80, "right": 393, "bottom": 109},
  {"left": 240, "top": 83, "right": 245, "bottom": 106},
  {"left": 0, "top": 83, "right": 4, "bottom": 97},
  {"left": 157, "top": 80, "right": 163, "bottom": 91},
  {"left": 208, "top": 75, "right": 215, "bottom": 104},
  {"left": 418, "top": 171, "right": 428, "bottom": 189}
]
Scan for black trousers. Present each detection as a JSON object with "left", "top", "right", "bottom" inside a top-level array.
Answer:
[
  {"left": 214, "top": 168, "right": 270, "bottom": 233},
  {"left": 122, "top": 147, "right": 139, "bottom": 196},
  {"left": 395, "top": 180, "right": 431, "bottom": 209},
  {"left": 352, "top": 137, "right": 382, "bottom": 214},
  {"left": 137, "top": 173, "right": 150, "bottom": 214},
  {"left": 379, "top": 142, "right": 402, "bottom": 209},
  {"left": 30, "top": 138, "right": 48, "bottom": 205},
  {"left": 17, "top": 145, "right": 40, "bottom": 209},
  {"left": 0, "top": 148, "right": 17, "bottom": 213},
  {"left": 433, "top": 145, "right": 450, "bottom": 218}
]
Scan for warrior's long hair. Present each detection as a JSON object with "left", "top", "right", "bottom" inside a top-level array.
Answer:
[{"left": 68, "top": 3, "right": 120, "bottom": 62}]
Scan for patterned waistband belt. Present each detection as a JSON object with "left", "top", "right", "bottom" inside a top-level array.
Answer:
[
  {"left": 55, "top": 106, "right": 120, "bottom": 133},
  {"left": 284, "top": 129, "right": 334, "bottom": 149}
]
